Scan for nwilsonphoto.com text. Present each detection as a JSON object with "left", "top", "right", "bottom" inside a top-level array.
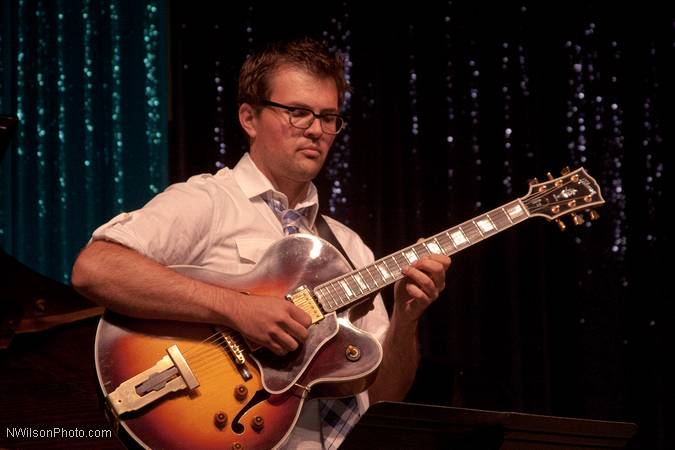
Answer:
[{"left": 5, "top": 426, "right": 112, "bottom": 439}]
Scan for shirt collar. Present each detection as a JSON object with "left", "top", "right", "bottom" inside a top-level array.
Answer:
[{"left": 233, "top": 152, "right": 320, "bottom": 228}]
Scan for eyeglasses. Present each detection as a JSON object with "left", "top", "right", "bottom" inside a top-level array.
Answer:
[{"left": 261, "top": 100, "right": 346, "bottom": 135}]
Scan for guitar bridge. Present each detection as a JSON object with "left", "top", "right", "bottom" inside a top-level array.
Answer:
[
  {"left": 106, "top": 344, "right": 199, "bottom": 416},
  {"left": 286, "top": 286, "right": 324, "bottom": 324}
]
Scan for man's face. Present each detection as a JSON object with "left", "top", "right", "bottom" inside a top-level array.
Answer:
[{"left": 247, "top": 65, "right": 339, "bottom": 192}]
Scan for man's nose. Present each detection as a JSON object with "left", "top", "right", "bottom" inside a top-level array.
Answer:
[{"left": 304, "top": 118, "right": 323, "bottom": 138}]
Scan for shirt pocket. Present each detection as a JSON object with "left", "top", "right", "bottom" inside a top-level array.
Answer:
[{"left": 235, "top": 238, "right": 276, "bottom": 265}]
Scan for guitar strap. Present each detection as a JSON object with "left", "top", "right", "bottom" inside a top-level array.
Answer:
[{"left": 315, "top": 214, "right": 356, "bottom": 270}]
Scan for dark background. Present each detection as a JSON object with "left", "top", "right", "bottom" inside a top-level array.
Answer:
[{"left": 170, "top": 2, "right": 672, "bottom": 449}]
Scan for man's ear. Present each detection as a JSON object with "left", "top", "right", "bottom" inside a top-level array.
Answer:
[{"left": 238, "top": 103, "right": 257, "bottom": 139}]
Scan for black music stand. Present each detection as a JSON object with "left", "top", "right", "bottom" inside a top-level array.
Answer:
[{"left": 341, "top": 402, "right": 637, "bottom": 450}]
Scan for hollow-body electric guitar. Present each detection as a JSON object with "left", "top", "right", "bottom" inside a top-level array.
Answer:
[{"left": 95, "top": 168, "right": 604, "bottom": 449}]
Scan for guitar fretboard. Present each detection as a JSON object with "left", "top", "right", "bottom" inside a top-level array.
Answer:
[{"left": 315, "top": 199, "right": 530, "bottom": 313}]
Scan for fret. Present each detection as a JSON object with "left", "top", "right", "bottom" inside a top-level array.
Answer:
[
  {"left": 414, "top": 244, "right": 429, "bottom": 258},
  {"left": 320, "top": 285, "right": 337, "bottom": 309},
  {"left": 395, "top": 255, "right": 408, "bottom": 276},
  {"left": 364, "top": 265, "right": 380, "bottom": 287},
  {"left": 347, "top": 274, "right": 364, "bottom": 296},
  {"left": 353, "top": 272, "right": 369, "bottom": 292},
  {"left": 428, "top": 237, "right": 448, "bottom": 256},
  {"left": 394, "top": 256, "right": 405, "bottom": 277},
  {"left": 358, "top": 267, "right": 374, "bottom": 290},
  {"left": 501, "top": 206, "right": 514, "bottom": 224},
  {"left": 484, "top": 212, "right": 498, "bottom": 231},
  {"left": 443, "top": 231, "right": 458, "bottom": 251},
  {"left": 339, "top": 278, "right": 355, "bottom": 298},
  {"left": 425, "top": 239, "right": 444, "bottom": 255},
  {"left": 389, "top": 255, "right": 403, "bottom": 273},
  {"left": 403, "top": 248, "right": 418, "bottom": 264},
  {"left": 504, "top": 202, "right": 526, "bottom": 222},
  {"left": 324, "top": 282, "right": 338, "bottom": 308},
  {"left": 334, "top": 281, "right": 348, "bottom": 307},
  {"left": 464, "top": 223, "right": 482, "bottom": 242},
  {"left": 376, "top": 262, "right": 391, "bottom": 280},
  {"left": 476, "top": 216, "right": 497, "bottom": 235},
  {"left": 449, "top": 228, "right": 468, "bottom": 247},
  {"left": 471, "top": 220, "right": 485, "bottom": 238},
  {"left": 329, "top": 281, "right": 345, "bottom": 307}
]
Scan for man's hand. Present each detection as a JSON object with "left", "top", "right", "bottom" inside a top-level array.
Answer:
[
  {"left": 228, "top": 294, "right": 312, "bottom": 356},
  {"left": 393, "top": 252, "right": 451, "bottom": 323}
]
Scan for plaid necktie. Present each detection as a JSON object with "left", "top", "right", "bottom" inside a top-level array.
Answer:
[
  {"left": 264, "top": 193, "right": 361, "bottom": 448},
  {"left": 264, "top": 195, "right": 311, "bottom": 235},
  {"left": 320, "top": 396, "right": 361, "bottom": 449}
]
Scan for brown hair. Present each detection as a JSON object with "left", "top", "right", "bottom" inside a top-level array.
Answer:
[{"left": 237, "top": 37, "right": 349, "bottom": 109}]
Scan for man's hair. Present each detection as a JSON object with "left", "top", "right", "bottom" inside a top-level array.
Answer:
[{"left": 237, "top": 37, "right": 349, "bottom": 109}]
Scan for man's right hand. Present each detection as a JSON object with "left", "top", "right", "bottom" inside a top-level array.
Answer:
[{"left": 226, "top": 294, "right": 312, "bottom": 356}]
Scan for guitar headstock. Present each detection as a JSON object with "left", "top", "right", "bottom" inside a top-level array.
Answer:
[{"left": 521, "top": 167, "right": 605, "bottom": 227}]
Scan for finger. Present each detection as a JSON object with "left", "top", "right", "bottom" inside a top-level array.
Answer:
[
  {"left": 271, "top": 328, "right": 300, "bottom": 353},
  {"left": 288, "top": 305, "right": 313, "bottom": 328},
  {"left": 412, "top": 257, "right": 448, "bottom": 275},
  {"left": 402, "top": 265, "right": 438, "bottom": 294},
  {"left": 405, "top": 282, "right": 432, "bottom": 303},
  {"left": 284, "top": 319, "right": 310, "bottom": 343}
]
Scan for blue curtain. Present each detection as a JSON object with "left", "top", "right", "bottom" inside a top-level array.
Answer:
[{"left": 0, "top": 0, "right": 168, "bottom": 283}]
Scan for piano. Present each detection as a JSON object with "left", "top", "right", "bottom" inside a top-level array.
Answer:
[{"left": 0, "top": 114, "right": 119, "bottom": 448}]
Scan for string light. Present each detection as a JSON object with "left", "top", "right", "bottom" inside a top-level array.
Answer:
[
  {"left": 143, "top": 2, "right": 162, "bottom": 195},
  {"left": 324, "top": 1, "right": 353, "bottom": 219}
]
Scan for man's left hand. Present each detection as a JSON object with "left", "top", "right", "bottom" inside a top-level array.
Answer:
[{"left": 393, "top": 253, "right": 451, "bottom": 323}]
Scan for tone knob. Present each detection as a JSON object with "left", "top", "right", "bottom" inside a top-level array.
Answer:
[
  {"left": 214, "top": 411, "right": 228, "bottom": 430},
  {"left": 251, "top": 416, "right": 264, "bottom": 432},
  {"left": 235, "top": 384, "right": 248, "bottom": 401}
]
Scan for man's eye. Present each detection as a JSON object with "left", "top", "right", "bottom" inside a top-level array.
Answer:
[
  {"left": 323, "top": 115, "right": 338, "bottom": 124},
  {"left": 291, "top": 109, "right": 312, "bottom": 118}
]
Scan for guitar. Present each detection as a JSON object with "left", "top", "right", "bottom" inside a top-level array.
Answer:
[{"left": 95, "top": 167, "right": 604, "bottom": 449}]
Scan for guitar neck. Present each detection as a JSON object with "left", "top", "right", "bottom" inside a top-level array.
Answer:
[{"left": 315, "top": 199, "right": 530, "bottom": 313}]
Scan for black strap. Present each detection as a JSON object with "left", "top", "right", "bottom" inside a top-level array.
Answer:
[{"left": 315, "top": 214, "right": 356, "bottom": 270}]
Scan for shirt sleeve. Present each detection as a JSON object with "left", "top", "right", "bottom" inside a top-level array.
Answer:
[{"left": 91, "top": 178, "right": 216, "bottom": 266}]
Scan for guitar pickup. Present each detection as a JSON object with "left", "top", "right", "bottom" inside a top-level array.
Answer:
[
  {"left": 106, "top": 344, "right": 199, "bottom": 416},
  {"left": 286, "top": 286, "right": 324, "bottom": 324}
]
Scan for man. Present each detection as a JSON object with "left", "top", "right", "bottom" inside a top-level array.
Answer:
[{"left": 72, "top": 37, "right": 450, "bottom": 449}]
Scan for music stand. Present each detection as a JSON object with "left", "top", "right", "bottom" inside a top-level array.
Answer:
[{"left": 341, "top": 402, "right": 637, "bottom": 450}]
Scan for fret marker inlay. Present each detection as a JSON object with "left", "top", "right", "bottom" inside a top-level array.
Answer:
[
  {"left": 404, "top": 250, "right": 418, "bottom": 264},
  {"left": 426, "top": 242, "right": 442, "bottom": 254},
  {"left": 476, "top": 219, "right": 494, "bottom": 233},
  {"left": 354, "top": 274, "right": 368, "bottom": 291},
  {"left": 339, "top": 280, "right": 354, "bottom": 297},
  {"left": 377, "top": 263, "right": 391, "bottom": 279},
  {"left": 506, "top": 204, "right": 524, "bottom": 220},
  {"left": 450, "top": 230, "right": 468, "bottom": 246}
]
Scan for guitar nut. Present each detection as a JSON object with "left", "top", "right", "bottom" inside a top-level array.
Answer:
[{"left": 345, "top": 345, "right": 361, "bottom": 362}]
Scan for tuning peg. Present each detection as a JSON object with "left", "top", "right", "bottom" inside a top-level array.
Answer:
[
  {"left": 588, "top": 210, "right": 600, "bottom": 221},
  {"left": 571, "top": 213, "right": 584, "bottom": 226},
  {"left": 528, "top": 177, "right": 539, "bottom": 186},
  {"left": 561, "top": 166, "right": 571, "bottom": 175},
  {"left": 546, "top": 172, "right": 554, "bottom": 180},
  {"left": 555, "top": 218, "right": 566, "bottom": 231}
]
